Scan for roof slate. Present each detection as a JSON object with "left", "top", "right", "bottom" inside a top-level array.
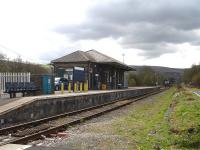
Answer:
[
  {"left": 51, "top": 50, "right": 90, "bottom": 63},
  {"left": 86, "top": 50, "right": 121, "bottom": 63},
  {"left": 51, "top": 50, "right": 135, "bottom": 70}
]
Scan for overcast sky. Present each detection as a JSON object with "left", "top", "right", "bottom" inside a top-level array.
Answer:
[{"left": 0, "top": 0, "right": 200, "bottom": 68}]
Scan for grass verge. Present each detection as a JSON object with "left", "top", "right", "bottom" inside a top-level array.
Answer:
[{"left": 112, "top": 87, "right": 200, "bottom": 149}]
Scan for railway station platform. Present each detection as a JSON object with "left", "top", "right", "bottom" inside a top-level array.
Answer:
[
  {"left": 0, "top": 144, "right": 69, "bottom": 150},
  {"left": 0, "top": 87, "right": 160, "bottom": 128},
  {"left": 0, "top": 144, "right": 31, "bottom": 150}
]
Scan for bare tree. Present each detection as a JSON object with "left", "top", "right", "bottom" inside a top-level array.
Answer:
[{"left": 0, "top": 52, "right": 50, "bottom": 74}]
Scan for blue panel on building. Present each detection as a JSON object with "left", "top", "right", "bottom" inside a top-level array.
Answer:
[
  {"left": 73, "top": 67, "right": 85, "bottom": 82},
  {"left": 42, "top": 75, "right": 52, "bottom": 94}
]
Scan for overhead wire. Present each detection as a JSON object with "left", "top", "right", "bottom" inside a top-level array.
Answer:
[{"left": 0, "top": 44, "right": 36, "bottom": 62}]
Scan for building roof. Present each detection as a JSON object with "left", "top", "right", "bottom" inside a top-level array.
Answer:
[
  {"left": 51, "top": 50, "right": 135, "bottom": 71},
  {"left": 51, "top": 50, "right": 91, "bottom": 63},
  {"left": 86, "top": 50, "right": 121, "bottom": 63}
]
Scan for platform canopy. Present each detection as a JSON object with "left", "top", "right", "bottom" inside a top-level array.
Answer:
[{"left": 51, "top": 50, "right": 135, "bottom": 71}]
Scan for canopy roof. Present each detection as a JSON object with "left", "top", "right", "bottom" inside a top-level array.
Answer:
[{"left": 51, "top": 50, "right": 135, "bottom": 71}]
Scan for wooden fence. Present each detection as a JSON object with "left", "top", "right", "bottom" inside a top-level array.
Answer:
[{"left": 0, "top": 72, "right": 30, "bottom": 93}]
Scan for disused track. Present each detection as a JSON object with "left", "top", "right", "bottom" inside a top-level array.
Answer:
[{"left": 0, "top": 89, "right": 165, "bottom": 146}]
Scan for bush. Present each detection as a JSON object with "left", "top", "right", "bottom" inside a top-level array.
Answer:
[{"left": 183, "top": 64, "right": 200, "bottom": 87}]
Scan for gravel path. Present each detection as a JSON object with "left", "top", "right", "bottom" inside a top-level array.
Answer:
[{"left": 30, "top": 91, "right": 166, "bottom": 150}]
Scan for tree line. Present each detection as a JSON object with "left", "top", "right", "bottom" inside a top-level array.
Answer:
[
  {"left": 128, "top": 66, "right": 164, "bottom": 86},
  {"left": 128, "top": 65, "right": 200, "bottom": 87},
  {"left": 0, "top": 53, "right": 50, "bottom": 74},
  {"left": 183, "top": 64, "right": 200, "bottom": 87}
]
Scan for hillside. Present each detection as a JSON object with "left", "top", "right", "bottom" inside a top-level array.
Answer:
[{"left": 131, "top": 65, "right": 184, "bottom": 83}]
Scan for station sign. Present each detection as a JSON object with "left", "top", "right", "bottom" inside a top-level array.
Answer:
[{"left": 74, "top": 67, "right": 84, "bottom": 71}]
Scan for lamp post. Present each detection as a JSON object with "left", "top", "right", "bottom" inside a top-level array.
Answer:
[{"left": 122, "top": 53, "right": 125, "bottom": 63}]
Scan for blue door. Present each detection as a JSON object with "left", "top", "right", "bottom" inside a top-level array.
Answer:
[{"left": 42, "top": 75, "right": 52, "bottom": 94}]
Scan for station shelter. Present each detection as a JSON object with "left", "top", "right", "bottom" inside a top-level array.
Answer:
[{"left": 51, "top": 50, "right": 135, "bottom": 90}]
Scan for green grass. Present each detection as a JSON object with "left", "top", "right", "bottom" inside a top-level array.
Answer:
[
  {"left": 170, "top": 88, "right": 200, "bottom": 149},
  {"left": 190, "top": 87, "right": 200, "bottom": 92},
  {"left": 112, "top": 87, "right": 200, "bottom": 149}
]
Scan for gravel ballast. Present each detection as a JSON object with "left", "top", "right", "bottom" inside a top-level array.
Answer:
[{"left": 29, "top": 92, "right": 165, "bottom": 150}]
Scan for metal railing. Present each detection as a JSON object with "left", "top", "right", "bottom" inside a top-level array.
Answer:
[{"left": 0, "top": 72, "right": 30, "bottom": 94}]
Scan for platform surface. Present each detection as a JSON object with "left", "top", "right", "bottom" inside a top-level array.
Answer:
[
  {"left": 26, "top": 146, "right": 70, "bottom": 150},
  {"left": 0, "top": 87, "right": 153, "bottom": 115},
  {"left": 0, "top": 144, "right": 70, "bottom": 150},
  {"left": 0, "top": 144, "right": 31, "bottom": 150}
]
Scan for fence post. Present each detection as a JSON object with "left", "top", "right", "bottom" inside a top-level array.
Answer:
[
  {"left": 80, "top": 82, "right": 83, "bottom": 92},
  {"left": 61, "top": 83, "right": 64, "bottom": 94},
  {"left": 28, "top": 72, "right": 30, "bottom": 82},
  {"left": 68, "top": 82, "right": 71, "bottom": 93},
  {"left": 3, "top": 73, "right": 6, "bottom": 92},
  {"left": 0, "top": 72, "right": 31, "bottom": 93}
]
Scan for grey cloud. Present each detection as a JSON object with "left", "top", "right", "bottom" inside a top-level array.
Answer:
[
  {"left": 56, "top": 22, "right": 122, "bottom": 40},
  {"left": 39, "top": 47, "right": 78, "bottom": 62},
  {"left": 90, "top": 0, "right": 200, "bottom": 30},
  {"left": 137, "top": 43, "right": 176, "bottom": 59},
  {"left": 120, "top": 24, "right": 197, "bottom": 44},
  {"left": 55, "top": 0, "right": 200, "bottom": 58}
]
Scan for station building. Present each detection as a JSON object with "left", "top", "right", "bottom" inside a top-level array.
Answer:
[{"left": 51, "top": 50, "right": 135, "bottom": 90}]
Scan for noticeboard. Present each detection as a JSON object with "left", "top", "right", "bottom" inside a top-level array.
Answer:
[{"left": 73, "top": 67, "right": 85, "bottom": 82}]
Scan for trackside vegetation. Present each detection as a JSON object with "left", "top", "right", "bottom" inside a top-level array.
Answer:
[
  {"left": 128, "top": 67, "right": 164, "bottom": 86},
  {"left": 183, "top": 64, "right": 200, "bottom": 87},
  {"left": 112, "top": 87, "right": 200, "bottom": 149},
  {"left": 0, "top": 52, "right": 50, "bottom": 74}
]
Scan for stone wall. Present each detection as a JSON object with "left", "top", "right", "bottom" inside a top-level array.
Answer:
[{"left": 0, "top": 87, "right": 160, "bottom": 127}]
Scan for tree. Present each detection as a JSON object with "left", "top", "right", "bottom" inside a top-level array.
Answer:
[
  {"left": 183, "top": 64, "right": 200, "bottom": 87},
  {"left": 0, "top": 53, "right": 8, "bottom": 72},
  {"left": 191, "top": 72, "right": 200, "bottom": 87},
  {"left": 128, "top": 72, "right": 138, "bottom": 86},
  {"left": 128, "top": 67, "right": 164, "bottom": 86},
  {"left": 138, "top": 67, "right": 157, "bottom": 86},
  {"left": 0, "top": 52, "right": 50, "bottom": 74}
]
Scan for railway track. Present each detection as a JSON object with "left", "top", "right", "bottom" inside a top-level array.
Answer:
[{"left": 0, "top": 89, "right": 164, "bottom": 146}]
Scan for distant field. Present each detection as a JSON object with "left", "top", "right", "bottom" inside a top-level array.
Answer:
[{"left": 112, "top": 87, "right": 200, "bottom": 149}]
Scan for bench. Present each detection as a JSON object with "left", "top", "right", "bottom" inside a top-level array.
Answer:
[{"left": 4, "top": 82, "right": 39, "bottom": 98}]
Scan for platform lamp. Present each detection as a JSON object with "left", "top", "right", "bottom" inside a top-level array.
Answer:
[{"left": 122, "top": 53, "right": 125, "bottom": 64}]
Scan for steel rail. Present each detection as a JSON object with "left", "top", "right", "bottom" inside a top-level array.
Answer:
[{"left": 0, "top": 89, "right": 165, "bottom": 146}]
